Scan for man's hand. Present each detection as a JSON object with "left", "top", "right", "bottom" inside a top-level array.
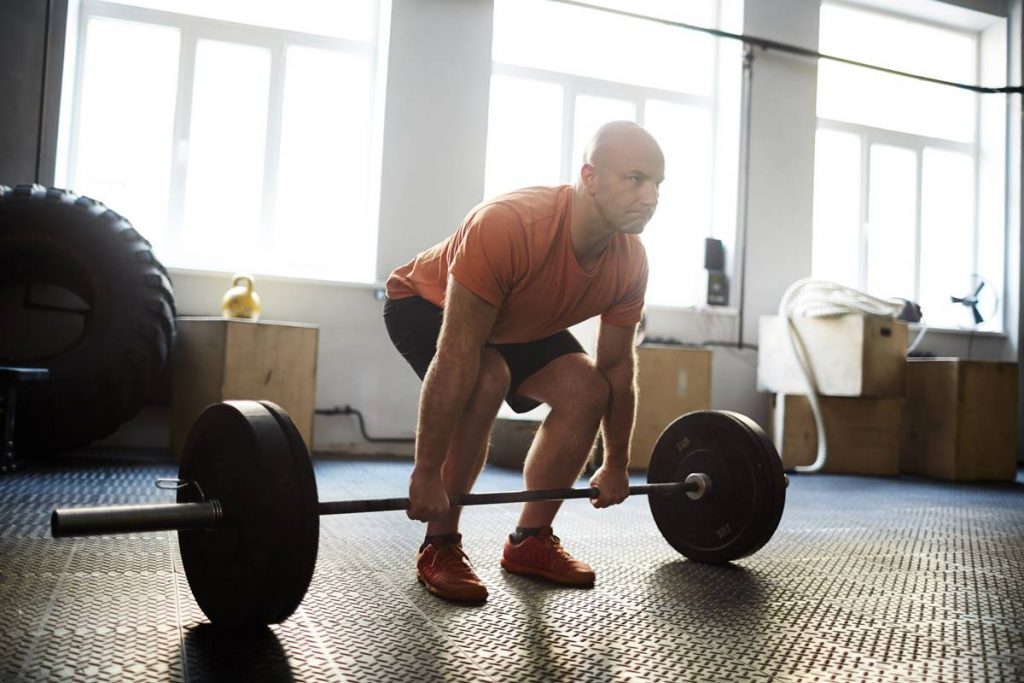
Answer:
[
  {"left": 588, "top": 464, "right": 630, "bottom": 508},
  {"left": 407, "top": 468, "right": 450, "bottom": 521}
]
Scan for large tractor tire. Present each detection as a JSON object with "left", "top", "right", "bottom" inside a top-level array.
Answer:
[{"left": 0, "top": 184, "right": 176, "bottom": 454}]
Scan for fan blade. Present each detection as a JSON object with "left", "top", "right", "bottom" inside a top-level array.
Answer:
[
  {"left": 972, "top": 305, "right": 984, "bottom": 325},
  {"left": 973, "top": 280, "right": 985, "bottom": 298}
]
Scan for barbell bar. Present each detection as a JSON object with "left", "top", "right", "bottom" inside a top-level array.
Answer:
[
  {"left": 50, "top": 400, "right": 786, "bottom": 629},
  {"left": 51, "top": 479, "right": 708, "bottom": 537}
]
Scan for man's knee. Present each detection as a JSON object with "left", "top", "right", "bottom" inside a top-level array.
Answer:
[
  {"left": 580, "top": 364, "right": 611, "bottom": 418},
  {"left": 550, "top": 359, "right": 609, "bottom": 419},
  {"left": 473, "top": 350, "right": 511, "bottom": 407}
]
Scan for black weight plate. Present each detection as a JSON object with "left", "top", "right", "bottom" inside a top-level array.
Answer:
[
  {"left": 177, "top": 401, "right": 320, "bottom": 628},
  {"left": 258, "top": 399, "right": 321, "bottom": 610},
  {"left": 647, "top": 411, "right": 786, "bottom": 564},
  {"left": 727, "top": 413, "right": 787, "bottom": 556}
]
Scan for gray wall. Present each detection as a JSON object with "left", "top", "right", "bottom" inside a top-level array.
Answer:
[
  {"left": 0, "top": 0, "right": 65, "bottom": 185},
  {"left": 0, "top": 0, "right": 1019, "bottom": 457},
  {"left": 1011, "top": 0, "right": 1024, "bottom": 461}
]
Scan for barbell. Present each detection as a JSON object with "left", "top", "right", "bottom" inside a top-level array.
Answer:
[{"left": 50, "top": 400, "right": 787, "bottom": 629}]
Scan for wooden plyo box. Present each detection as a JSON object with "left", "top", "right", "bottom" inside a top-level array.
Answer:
[
  {"left": 170, "top": 317, "right": 319, "bottom": 460},
  {"left": 900, "top": 358, "right": 1018, "bottom": 481},
  {"left": 758, "top": 314, "right": 907, "bottom": 397},
  {"left": 769, "top": 393, "right": 903, "bottom": 476},
  {"left": 629, "top": 345, "right": 711, "bottom": 471}
]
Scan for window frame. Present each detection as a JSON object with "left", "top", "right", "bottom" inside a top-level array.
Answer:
[
  {"left": 59, "top": 0, "right": 383, "bottom": 282},
  {"left": 488, "top": 61, "right": 718, "bottom": 188},
  {"left": 814, "top": 118, "right": 979, "bottom": 304},
  {"left": 813, "top": 0, "right": 1002, "bottom": 331}
]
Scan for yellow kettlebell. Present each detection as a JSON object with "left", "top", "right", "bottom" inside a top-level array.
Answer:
[{"left": 221, "top": 274, "right": 262, "bottom": 320}]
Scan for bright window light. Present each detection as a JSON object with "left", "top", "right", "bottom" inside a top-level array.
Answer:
[
  {"left": 866, "top": 144, "right": 917, "bottom": 300},
  {"left": 812, "top": 2, "right": 994, "bottom": 330},
  {"left": 72, "top": 17, "right": 179, "bottom": 252},
  {"left": 181, "top": 40, "right": 271, "bottom": 269},
  {"left": 811, "top": 129, "right": 861, "bottom": 288},
  {"left": 61, "top": 0, "right": 384, "bottom": 283},
  {"left": 817, "top": 62, "right": 976, "bottom": 143},
  {"left": 101, "top": 0, "right": 376, "bottom": 40},
  {"left": 642, "top": 100, "right": 714, "bottom": 306},
  {"left": 484, "top": 76, "right": 564, "bottom": 199},
  {"left": 817, "top": 3, "right": 977, "bottom": 142},
  {"left": 920, "top": 148, "right": 976, "bottom": 328},
  {"left": 492, "top": 0, "right": 715, "bottom": 97},
  {"left": 274, "top": 47, "right": 375, "bottom": 281},
  {"left": 820, "top": 3, "right": 976, "bottom": 83}
]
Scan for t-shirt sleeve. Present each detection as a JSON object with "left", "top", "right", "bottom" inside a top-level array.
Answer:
[
  {"left": 448, "top": 204, "right": 526, "bottom": 307},
  {"left": 601, "top": 243, "right": 649, "bottom": 327}
]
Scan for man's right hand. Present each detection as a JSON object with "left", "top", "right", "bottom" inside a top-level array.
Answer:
[{"left": 407, "top": 469, "right": 450, "bottom": 521}]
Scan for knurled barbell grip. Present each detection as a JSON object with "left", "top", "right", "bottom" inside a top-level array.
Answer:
[
  {"left": 51, "top": 501, "right": 223, "bottom": 538},
  {"left": 316, "top": 480, "right": 696, "bottom": 515}
]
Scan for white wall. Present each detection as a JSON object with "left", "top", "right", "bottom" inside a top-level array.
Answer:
[
  {"left": 375, "top": 0, "right": 494, "bottom": 281},
  {"left": 99, "top": 0, "right": 1021, "bottom": 457}
]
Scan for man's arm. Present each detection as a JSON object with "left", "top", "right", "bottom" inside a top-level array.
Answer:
[
  {"left": 589, "top": 321, "right": 638, "bottom": 508},
  {"left": 407, "top": 276, "right": 499, "bottom": 521}
]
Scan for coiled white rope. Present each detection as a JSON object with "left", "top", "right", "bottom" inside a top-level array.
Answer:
[{"left": 777, "top": 278, "right": 927, "bottom": 472}]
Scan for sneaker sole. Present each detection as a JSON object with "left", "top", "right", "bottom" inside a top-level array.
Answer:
[
  {"left": 416, "top": 571, "right": 488, "bottom": 603},
  {"left": 500, "top": 558, "right": 596, "bottom": 588}
]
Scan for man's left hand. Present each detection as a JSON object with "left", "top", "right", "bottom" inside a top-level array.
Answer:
[{"left": 588, "top": 464, "right": 630, "bottom": 508}]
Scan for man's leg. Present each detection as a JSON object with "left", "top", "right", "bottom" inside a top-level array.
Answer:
[
  {"left": 513, "top": 353, "right": 610, "bottom": 527},
  {"left": 412, "top": 347, "right": 509, "bottom": 603},
  {"left": 384, "top": 296, "right": 509, "bottom": 602},
  {"left": 496, "top": 352, "right": 608, "bottom": 586},
  {"left": 425, "top": 347, "right": 509, "bottom": 536}
]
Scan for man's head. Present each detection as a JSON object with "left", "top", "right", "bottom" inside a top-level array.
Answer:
[{"left": 577, "top": 121, "right": 665, "bottom": 236}]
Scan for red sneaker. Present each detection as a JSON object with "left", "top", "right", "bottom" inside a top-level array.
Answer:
[
  {"left": 501, "top": 527, "right": 596, "bottom": 587},
  {"left": 416, "top": 535, "right": 488, "bottom": 603}
]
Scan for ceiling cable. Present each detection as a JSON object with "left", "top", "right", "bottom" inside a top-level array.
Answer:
[{"left": 552, "top": 0, "right": 1022, "bottom": 95}]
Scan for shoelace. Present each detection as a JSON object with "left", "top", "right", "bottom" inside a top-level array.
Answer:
[
  {"left": 544, "top": 534, "right": 574, "bottom": 563},
  {"left": 433, "top": 544, "right": 477, "bottom": 575}
]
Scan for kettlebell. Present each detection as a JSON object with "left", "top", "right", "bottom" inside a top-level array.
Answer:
[{"left": 221, "top": 274, "right": 262, "bottom": 320}]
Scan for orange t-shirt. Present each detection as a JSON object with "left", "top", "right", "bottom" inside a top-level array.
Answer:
[{"left": 385, "top": 185, "right": 648, "bottom": 344}]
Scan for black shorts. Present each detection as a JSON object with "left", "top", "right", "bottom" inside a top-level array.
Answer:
[{"left": 383, "top": 295, "right": 585, "bottom": 413}]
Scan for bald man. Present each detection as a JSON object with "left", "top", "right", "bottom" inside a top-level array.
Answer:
[{"left": 383, "top": 121, "right": 665, "bottom": 602}]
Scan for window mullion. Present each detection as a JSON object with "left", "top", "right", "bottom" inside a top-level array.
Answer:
[
  {"left": 914, "top": 148, "right": 923, "bottom": 303},
  {"left": 561, "top": 81, "right": 575, "bottom": 183},
  {"left": 492, "top": 62, "right": 708, "bottom": 110},
  {"left": 66, "top": 10, "right": 91, "bottom": 190},
  {"left": 166, "top": 28, "right": 197, "bottom": 261},
  {"left": 708, "top": 0, "right": 721, "bottom": 240},
  {"left": 859, "top": 134, "right": 870, "bottom": 291},
  {"left": 260, "top": 38, "right": 287, "bottom": 261}
]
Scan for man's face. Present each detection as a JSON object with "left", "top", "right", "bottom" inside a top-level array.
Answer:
[{"left": 586, "top": 138, "right": 665, "bottom": 235}]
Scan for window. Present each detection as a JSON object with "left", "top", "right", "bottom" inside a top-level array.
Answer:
[
  {"left": 57, "top": 0, "right": 384, "bottom": 283},
  {"left": 486, "top": 0, "right": 742, "bottom": 307},
  {"left": 812, "top": 2, "right": 1005, "bottom": 330}
]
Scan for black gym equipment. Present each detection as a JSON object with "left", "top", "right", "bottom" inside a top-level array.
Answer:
[
  {"left": 52, "top": 400, "right": 787, "bottom": 628},
  {"left": 0, "top": 184, "right": 176, "bottom": 455}
]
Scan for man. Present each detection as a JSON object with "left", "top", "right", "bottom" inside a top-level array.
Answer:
[{"left": 383, "top": 120, "right": 665, "bottom": 602}]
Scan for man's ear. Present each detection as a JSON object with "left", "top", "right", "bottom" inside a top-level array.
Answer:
[{"left": 580, "top": 163, "right": 597, "bottom": 192}]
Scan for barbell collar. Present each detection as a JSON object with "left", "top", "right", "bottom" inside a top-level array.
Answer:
[
  {"left": 684, "top": 472, "right": 713, "bottom": 500},
  {"left": 51, "top": 501, "right": 223, "bottom": 537}
]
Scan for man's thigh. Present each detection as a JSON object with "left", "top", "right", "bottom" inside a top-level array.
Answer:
[
  {"left": 383, "top": 296, "right": 443, "bottom": 380},
  {"left": 384, "top": 296, "right": 584, "bottom": 413},
  {"left": 489, "top": 331, "right": 585, "bottom": 413}
]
